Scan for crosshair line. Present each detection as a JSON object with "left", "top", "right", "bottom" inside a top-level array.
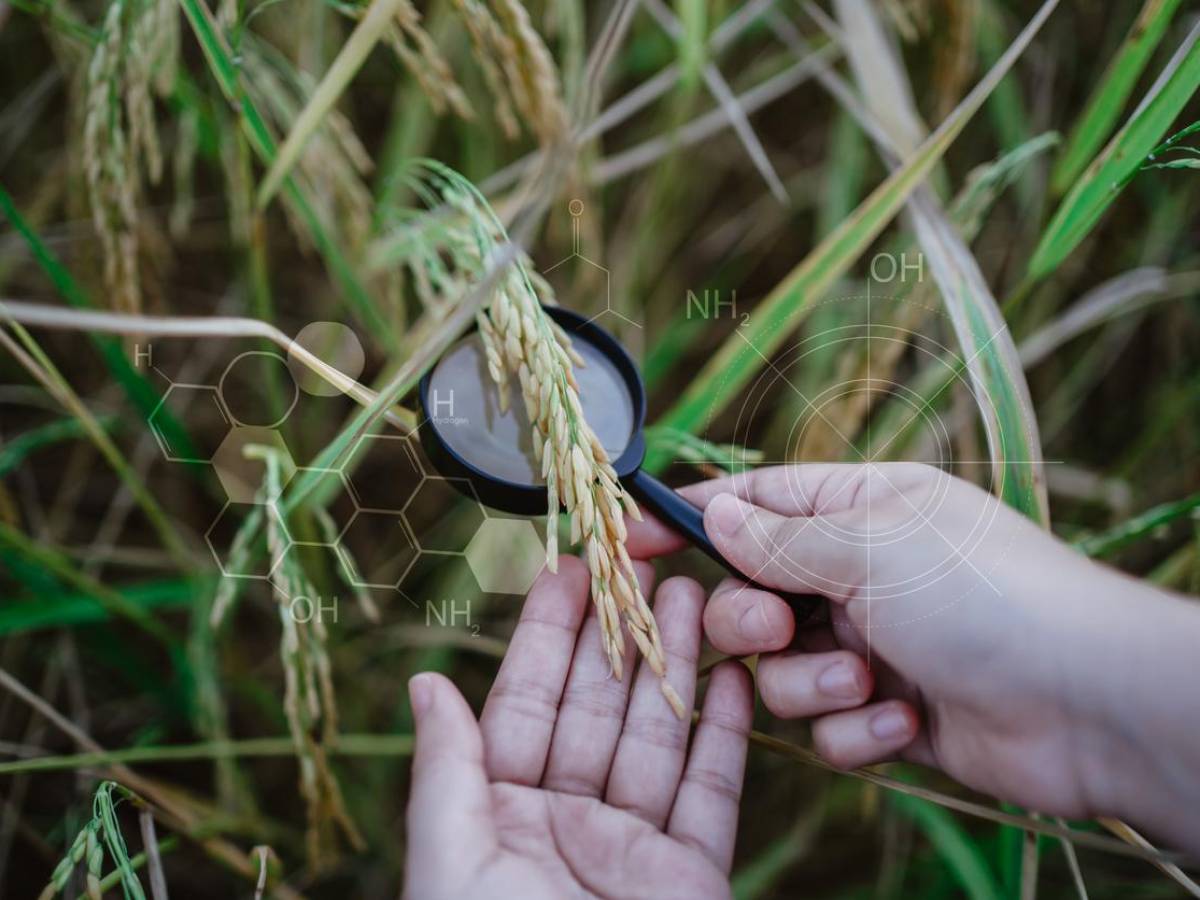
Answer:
[
  {"left": 867, "top": 317, "right": 1018, "bottom": 463},
  {"left": 868, "top": 463, "right": 1002, "bottom": 598},
  {"left": 733, "top": 328, "right": 868, "bottom": 464}
]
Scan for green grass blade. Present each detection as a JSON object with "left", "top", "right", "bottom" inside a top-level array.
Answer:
[
  {"left": 0, "top": 734, "right": 415, "bottom": 776},
  {"left": 643, "top": 0, "right": 1061, "bottom": 470},
  {"left": 1029, "top": 27, "right": 1200, "bottom": 281},
  {"left": 0, "top": 414, "right": 118, "bottom": 477},
  {"left": 894, "top": 794, "right": 1003, "bottom": 900},
  {"left": 1050, "top": 0, "right": 1185, "bottom": 195},
  {"left": 0, "top": 578, "right": 202, "bottom": 636},
  {"left": 831, "top": 0, "right": 1050, "bottom": 522},
  {"left": 0, "top": 522, "right": 183, "bottom": 652},
  {"left": 0, "top": 184, "right": 197, "bottom": 460},
  {"left": 905, "top": 194, "right": 1050, "bottom": 522},
  {"left": 1074, "top": 491, "right": 1200, "bottom": 557},
  {"left": 676, "top": 0, "right": 707, "bottom": 87}
]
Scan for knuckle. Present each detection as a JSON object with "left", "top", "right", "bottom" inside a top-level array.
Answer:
[{"left": 811, "top": 722, "right": 852, "bottom": 770}]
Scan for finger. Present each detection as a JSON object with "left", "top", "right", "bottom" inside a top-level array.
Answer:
[
  {"left": 679, "top": 465, "right": 874, "bottom": 517},
  {"left": 704, "top": 493, "right": 866, "bottom": 601},
  {"left": 667, "top": 661, "right": 754, "bottom": 874},
  {"left": 811, "top": 699, "right": 920, "bottom": 770},
  {"left": 702, "top": 577, "right": 795, "bottom": 655},
  {"left": 541, "top": 562, "right": 653, "bottom": 797},
  {"left": 624, "top": 506, "right": 689, "bottom": 559},
  {"left": 623, "top": 465, "right": 873, "bottom": 560},
  {"left": 605, "top": 576, "right": 706, "bottom": 827},
  {"left": 480, "top": 554, "right": 590, "bottom": 785},
  {"left": 756, "top": 649, "right": 873, "bottom": 718},
  {"left": 405, "top": 673, "right": 497, "bottom": 896}
]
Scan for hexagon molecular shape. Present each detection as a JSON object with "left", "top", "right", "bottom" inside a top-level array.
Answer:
[
  {"left": 277, "top": 466, "right": 358, "bottom": 545},
  {"left": 149, "top": 384, "right": 231, "bottom": 462},
  {"left": 404, "top": 477, "right": 485, "bottom": 553},
  {"left": 465, "top": 518, "right": 546, "bottom": 595},
  {"left": 336, "top": 509, "right": 418, "bottom": 589},
  {"left": 345, "top": 433, "right": 424, "bottom": 512},
  {"left": 219, "top": 351, "right": 298, "bottom": 429},
  {"left": 205, "top": 501, "right": 289, "bottom": 579},
  {"left": 213, "top": 426, "right": 295, "bottom": 503}
]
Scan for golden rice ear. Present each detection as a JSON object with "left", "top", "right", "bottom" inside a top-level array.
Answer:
[{"left": 412, "top": 163, "right": 678, "bottom": 717}]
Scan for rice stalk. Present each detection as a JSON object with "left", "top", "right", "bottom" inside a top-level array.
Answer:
[
  {"left": 248, "top": 445, "right": 364, "bottom": 867},
  {"left": 0, "top": 298, "right": 414, "bottom": 431},
  {"left": 449, "top": 0, "right": 568, "bottom": 145},
  {"left": 177, "top": 0, "right": 390, "bottom": 342},
  {"left": 0, "top": 668, "right": 307, "bottom": 899},
  {"left": 82, "top": 0, "right": 177, "bottom": 316},
  {"left": 37, "top": 781, "right": 147, "bottom": 900},
  {"left": 401, "top": 161, "right": 684, "bottom": 715},
  {"left": 481, "top": 0, "right": 782, "bottom": 196}
]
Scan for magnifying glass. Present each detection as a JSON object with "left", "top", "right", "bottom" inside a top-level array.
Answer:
[{"left": 418, "top": 305, "right": 818, "bottom": 622}]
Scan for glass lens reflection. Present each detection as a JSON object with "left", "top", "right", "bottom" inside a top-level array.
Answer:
[{"left": 427, "top": 331, "right": 635, "bottom": 485}]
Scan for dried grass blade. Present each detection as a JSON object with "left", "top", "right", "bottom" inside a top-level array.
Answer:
[
  {"left": 256, "top": 0, "right": 401, "bottom": 208},
  {"left": 832, "top": 0, "right": 1049, "bottom": 521},
  {"left": 745, "top": 727, "right": 1188, "bottom": 867},
  {"left": 644, "top": 0, "right": 788, "bottom": 203}
]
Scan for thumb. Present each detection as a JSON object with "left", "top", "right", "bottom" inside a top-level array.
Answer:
[
  {"left": 703, "top": 492, "right": 867, "bottom": 602},
  {"left": 404, "top": 673, "right": 497, "bottom": 897}
]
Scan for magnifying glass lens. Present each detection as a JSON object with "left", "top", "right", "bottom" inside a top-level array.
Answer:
[{"left": 426, "top": 332, "right": 636, "bottom": 486}]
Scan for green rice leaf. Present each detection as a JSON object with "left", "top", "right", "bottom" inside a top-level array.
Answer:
[
  {"left": 894, "top": 794, "right": 1003, "bottom": 900},
  {"left": 1050, "top": 0, "right": 1186, "bottom": 194},
  {"left": 1029, "top": 28, "right": 1200, "bottom": 281}
]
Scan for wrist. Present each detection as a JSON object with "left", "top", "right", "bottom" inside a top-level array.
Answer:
[{"left": 1058, "top": 568, "right": 1200, "bottom": 851}]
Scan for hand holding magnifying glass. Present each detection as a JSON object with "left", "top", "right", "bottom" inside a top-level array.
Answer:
[{"left": 418, "top": 305, "right": 819, "bottom": 622}]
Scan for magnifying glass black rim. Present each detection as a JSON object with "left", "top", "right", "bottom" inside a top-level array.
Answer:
[{"left": 418, "top": 306, "right": 647, "bottom": 515}]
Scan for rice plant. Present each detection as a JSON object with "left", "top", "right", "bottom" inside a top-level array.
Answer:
[{"left": 1, "top": 0, "right": 1198, "bottom": 896}]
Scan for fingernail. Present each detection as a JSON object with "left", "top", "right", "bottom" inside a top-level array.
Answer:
[
  {"left": 409, "top": 674, "right": 434, "bottom": 717},
  {"left": 737, "top": 600, "right": 774, "bottom": 641},
  {"left": 869, "top": 707, "right": 911, "bottom": 741},
  {"left": 816, "top": 661, "right": 861, "bottom": 699},
  {"left": 709, "top": 493, "right": 750, "bottom": 537}
]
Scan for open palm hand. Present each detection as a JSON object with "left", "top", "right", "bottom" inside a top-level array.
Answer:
[{"left": 402, "top": 556, "right": 754, "bottom": 900}]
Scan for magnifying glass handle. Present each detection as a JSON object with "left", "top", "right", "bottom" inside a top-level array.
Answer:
[{"left": 625, "top": 469, "right": 820, "bottom": 624}]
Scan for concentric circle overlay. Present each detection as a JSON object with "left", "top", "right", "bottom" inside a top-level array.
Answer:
[
  {"left": 702, "top": 293, "right": 1033, "bottom": 624},
  {"left": 219, "top": 351, "right": 299, "bottom": 428}
]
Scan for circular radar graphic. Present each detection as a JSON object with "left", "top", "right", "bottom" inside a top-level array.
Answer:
[{"left": 695, "top": 288, "right": 1043, "bottom": 634}]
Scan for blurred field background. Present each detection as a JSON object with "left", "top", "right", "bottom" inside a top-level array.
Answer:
[{"left": 1, "top": 0, "right": 1199, "bottom": 896}]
